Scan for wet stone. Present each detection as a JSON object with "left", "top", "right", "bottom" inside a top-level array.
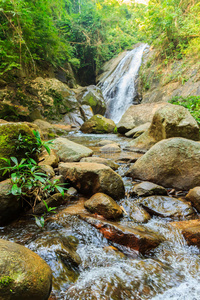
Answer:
[
  {"left": 84, "top": 193, "right": 123, "bottom": 220},
  {"left": 129, "top": 202, "right": 151, "bottom": 223},
  {"left": 131, "top": 181, "right": 168, "bottom": 197},
  {"left": 79, "top": 214, "right": 163, "bottom": 255},
  {"left": 186, "top": 186, "right": 200, "bottom": 213},
  {"left": 170, "top": 219, "right": 200, "bottom": 247},
  {"left": 139, "top": 196, "right": 195, "bottom": 220}
]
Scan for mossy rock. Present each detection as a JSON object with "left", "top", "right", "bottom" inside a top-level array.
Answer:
[
  {"left": 0, "top": 123, "right": 37, "bottom": 179},
  {"left": 80, "top": 114, "right": 116, "bottom": 134},
  {"left": 77, "top": 85, "right": 106, "bottom": 115},
  {"left": 0, "top": 102, "right": 30, "bottom": 122},
  {"left": 0, "top": 239, "right": 52, "bottom": 300}
]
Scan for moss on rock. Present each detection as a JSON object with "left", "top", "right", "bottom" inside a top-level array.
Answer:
[
  {"left": 0, "top": 239, "right": 52, "bottom": 300},
  {"left": 80, "top": 114, "right": 115, "bottom": 134}
]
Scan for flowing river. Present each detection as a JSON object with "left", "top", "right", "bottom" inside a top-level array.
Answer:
[
  {"left": 1, "top": 44, "right": 200, "bottom": 299},
  {"left": 0, "top": 132, "right": 200, "bottom": 300}
]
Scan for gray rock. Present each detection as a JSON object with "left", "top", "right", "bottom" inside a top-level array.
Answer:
[
  {"left": 127, "top": 138, "right": 200, "bottom": 190},
  {"left": 139, "top": 196, "right": 195, "bottom": 219},
  {"left": 117, "top": 102, "right": 166, "bottom": 133},
  {"left": 100, "top": 143, "right": 121, "bottom": 153},
  {"left": 53, "top": 137, "right": 93, "bottom": 162},
  {"left": 77, "top": 85, "right": 106, "bottom": 115},
  {"left": 80, "top": 104, "right": 94, "bottom": 121},
  {"left": 125, "top": 122, "right": 151, "bottom": 138},
  {"left": 131, "top": 182, "right": 168, "bottom": 197},
  {"left": 97, "top": 140, "right": 119, "bottom": 147},
  {"left": 127, "top": 103, "right": 199, "bottom": 151},
  {"left": 129, "top": 203, "right": 151, "bottom": 223},
  {"left": 80, "top": 114, "right": 115, "bottom": 134},
  {"left": 63, "top": 110, "right": 84, "bottom": 127},
  {"left": 80, "top": 157, "right": 119, "bottom": 170},
  {"left": 40, "top": 165, "right": 55, "bottom": 178},
  {"left": 58, "top": 162, "right": 125, "bottom": 200}
]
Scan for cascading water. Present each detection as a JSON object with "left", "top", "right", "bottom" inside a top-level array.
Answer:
[{"left": 99, "top": 43, "right": 148, "bottom": 124}]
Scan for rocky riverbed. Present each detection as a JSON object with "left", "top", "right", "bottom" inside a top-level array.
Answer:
[{"left": 0, "top": 129, "right": 200, "bottom": 300}]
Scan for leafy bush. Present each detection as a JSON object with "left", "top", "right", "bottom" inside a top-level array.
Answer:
[
  {"left": 0, "top": 130, "right": 68, "bottom": 214},
  {"left": 144, "top": 0, "right": 200, "bottom": 60},
  {"left": 169, "top": 95, "right": 200, "bottom": 125}
]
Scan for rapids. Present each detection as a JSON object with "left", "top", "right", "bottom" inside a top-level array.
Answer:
[{"left": 1, "top": 132, "right": 200, "bottom": 300}]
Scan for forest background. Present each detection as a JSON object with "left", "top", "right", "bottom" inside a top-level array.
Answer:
[{"left": 0, "top": 0, "right": 200, "bottom": 84}]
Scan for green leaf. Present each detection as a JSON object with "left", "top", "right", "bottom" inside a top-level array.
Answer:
[
  {"left": 34, "top": 216, "right": 45, "bottom": 228},
  {"left": 10, "top": 157, "right": 18, "bottom": 165},
  {"left": 55, "top": 185, "right": 65, "bottom": 197},
  {"left": 43, "top": 144, "right": 51, "bottom": 155},
  {"left": 11, "top": 184, "right": 21, "bottom": 195}
]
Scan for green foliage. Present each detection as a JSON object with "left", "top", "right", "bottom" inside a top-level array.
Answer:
[
  {"left": 0, "top": 0, "right": 146, "bottom": 80},
  {"left": 1, "top": 0, "right": 198, "bottom": 81},
  {"left": 143, "top": 0, "right": 200, "bottom": 60},
  {"left": 0, "top": 276, "right": 13, "bottom": 288},
  {"left": 43, "top": 178, "right": 68, "bottom": 197},
  {"left": 34, "top": 215, "right": 45, "bottom": 228},
  {"left": 0, "top": 130, "right": 68, "bottom": 213},
  {"left": 169, "top": 95, "right": 200, "bottom": 125},
  {"left": 32, "top": 130, "right": 53, "bottom": 155}
]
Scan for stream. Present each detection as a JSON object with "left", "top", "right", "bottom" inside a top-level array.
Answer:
[
  {"left": 0, "top": 132, "right": 200, "bottom": 300},
  {"left": 1, "top": 44, "right": 200, "bottom": 300}
]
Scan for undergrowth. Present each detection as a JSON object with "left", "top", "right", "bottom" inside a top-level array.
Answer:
[
  {"left": 0, "top": 130, "right": 68, "bottom": 227},
  {"left": 169, "top": 95, "right": 200, "bottom": 125}
]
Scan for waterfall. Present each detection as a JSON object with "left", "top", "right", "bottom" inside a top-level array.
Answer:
[{"left": 99, "top": 43, "right": 148, "bottom": 124}]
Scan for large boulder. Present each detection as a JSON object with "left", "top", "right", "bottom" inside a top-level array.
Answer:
[
  {"left": 31, "top": 77, "right": 80, "bottom": 122},
  {"left": 58, "top": 162, "right": 125, "bottom": 200},
  {"left": 127, "top": 103, "right": 199, "bottom": 151},
  {"left": 53, "top": 137, "right": 93, "bottom": 162},
  {"left": 77, "top": 85, "right": 106, "bottom": 115},
  {"left": 127, "top": 138, "right": 200, "bottom": 190},
  {"left": 0, "top": 239, "right": 52, "bottom": 300},
  {"left": 80, "top": 114, "right": 116, "bottom": 134},
  {"left": 0, "top": 123, "right": 37, "bottom": 179},
  {"left": 0, "top": 179, "right": 22, "bottom": 226},
  {"left": 117, "top": 102, "right": 166, "bottom": 133},
  {"left": 84, "top": 193, "right": 123, "bottom": 220}
]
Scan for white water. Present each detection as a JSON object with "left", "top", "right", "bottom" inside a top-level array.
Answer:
[{"left": 100, "top": 43, "right": 148, "bottom": 124}]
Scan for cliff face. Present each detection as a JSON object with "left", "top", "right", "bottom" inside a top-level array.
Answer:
[{"left": 138, "top": 47, "right": 200, "bottom": 104}]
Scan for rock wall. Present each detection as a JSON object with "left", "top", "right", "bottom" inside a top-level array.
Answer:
[{"left": 138, "top": 47, "right": 200, "bottom": 103}]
